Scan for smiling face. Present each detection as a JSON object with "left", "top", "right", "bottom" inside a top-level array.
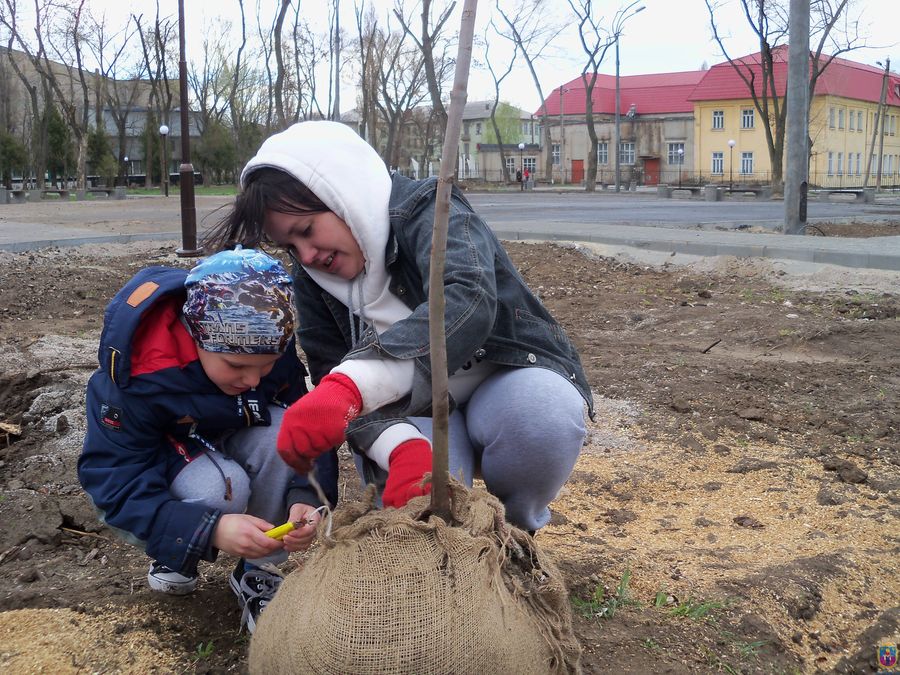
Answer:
[
  {"left": 264, "top": 209, "right": 365, "bottom": 280},
  {"left": 196, "top": 349, "right": 281, "bottom": 395}
]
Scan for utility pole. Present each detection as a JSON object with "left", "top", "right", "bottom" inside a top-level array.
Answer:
[
  {"left": 614, "top": 38, "right": 621, "bottom": 192},
  {"left": 863, "top": 57, "right": 890, "bottom": 189},
  {"left": 783, "top": 0, "right": 810, "bottom": 235},
  {"left": 559, "top": 87, "right": 565, "bottom": 184},
  {"left": 875, "top": 57, "right": 890, "bottom": 191}
]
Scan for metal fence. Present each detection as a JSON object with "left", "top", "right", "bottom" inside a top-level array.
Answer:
[{"left": 441, "top": 165, "right": 900, "bottom": 190}]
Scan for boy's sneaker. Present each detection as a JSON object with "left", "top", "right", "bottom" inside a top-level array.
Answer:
[
  {"left": 229, "top": 561, "right": 284, "bottom": 634},
  {"left": 147, "top": 562, "right": 198, "bottom": 595}
]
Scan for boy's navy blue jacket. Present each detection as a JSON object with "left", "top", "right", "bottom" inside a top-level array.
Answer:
[{"left": 78, "top": 266, "right": 337, "bottom": 575}]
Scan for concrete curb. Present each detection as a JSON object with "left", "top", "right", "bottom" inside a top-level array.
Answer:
[{"left": 2, "top": 226, "right": 899, "bottom": 272}]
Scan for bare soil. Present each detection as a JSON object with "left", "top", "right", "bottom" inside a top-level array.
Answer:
[{"left": 0, "top": 237, "right": 898, "bottom": 674}]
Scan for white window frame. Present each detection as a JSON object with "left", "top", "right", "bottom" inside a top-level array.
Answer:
[
  {"left": 523, "top": 156, "right": 536, "bottom": 173},
  {"left": 475, "top": 122, "right": 482, "bottom": 135},
  {"left": 597, "top": 141, "right": 608, "bottom": 165},
  {"left": 856, "top": 152, "right": 862, "bottom": 176},
  {"left": 740, "top": 151, "right": 753, "bottom": 175},
  {"left": 849, "top": 110, "right": 855, "bottom": 131},
  {"left": 619, "top": 142, "right": 635, "bottom": 165},
  {"left": 741, "top": 108, "right": 755, "bottom": 129},
  {"left": 712, "top": 110, "right": 724, "bottom": 130},
  {"left": 711, "top": 151, "right": 724, "bottom": 175},
  {"left": 667, "top": 142, "right": 685, "bottom": 164},
  {"left": 838, "top": 109, "right": 844, "bottom": 129},
  {"left": 837, "top": 152, "right": 843, "bottom": 175},
  {"left": 829, "top": 107, "right": 835, "bottom": 128},
  {"left": 551, "top": 143, "right": 560, "bottom": 165},
  {"left": 827, "top": 152, "right": 834, "bottom": 176},
  {"left": 858, "top": 111, "right": 863, "bottom": 132}
]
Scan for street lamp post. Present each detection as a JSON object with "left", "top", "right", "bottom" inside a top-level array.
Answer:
[
  {"left": 159, "top": 124, "right": 169, "bottom": 197},
  {"left": 123, "top": 156, "right": 129, "bottom": 188},
  {"left": 518, "top": 142, "right": 525, "bottom": 189},
  {"left": 677, "top": 147, "right": 684, "bottom": 188},
  {"left": 613, "top": 3, "right": 645, "bottom": 193},
  {"left": 727, "top": 139, "right": 736, "bottom": 191}
]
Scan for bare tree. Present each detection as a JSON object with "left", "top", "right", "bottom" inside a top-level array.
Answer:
[
  {"left": 393, "top": 0, "right": 457, "bottom": 146},
  {"left": 495, "top": 0, "right": 565, "bottom": 182},
  {"left": 188, "top": 17, "right": 238, "bottom": 135},
  {"left": 705, "top": 0, "right": 867, "bottom": 190},
  {"left": 371, "top": 19, "right": 428, "bottom": 168},
  {"left": 85, "top": 10, "right": 145, "bottom": 181},
  {"left": 1, "top": 9, "right": 49, "bottom": 187},
  {"left": 483, "top": 19, "right": 517, "bottom": 182},
  {"left": 134, "top": 6, "right": 178, "bottom": 188},
  {"left": 2, "top": 0, "right": 94, "bottom": 188},
  {"left": 567, "top": 0, "right": 618, "bottom": 192},
  {"left": 354, "top": 1, "right": 379, "bottom": 144}
]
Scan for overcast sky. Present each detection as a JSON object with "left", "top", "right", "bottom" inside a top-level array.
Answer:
[{"left": 81, "top": 0, "right": 900, "bottom": 114}]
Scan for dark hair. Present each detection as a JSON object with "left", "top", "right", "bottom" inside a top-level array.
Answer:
[{"left": 203, "top": 168, "right": 330, "bottom": 253}]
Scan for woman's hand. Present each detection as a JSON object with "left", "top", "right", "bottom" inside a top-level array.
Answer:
[
  {"left": 382, "top": 439, "right": 433, "bottom": 508},
  {"left": 277, "top": 373, "right": 362, "bottom": 473},
  {"left": 211, "top": 513, "right": 284, "bottom": 559},
  {"left": 281, "top": 502, "right": 322, "bottom": 553}
]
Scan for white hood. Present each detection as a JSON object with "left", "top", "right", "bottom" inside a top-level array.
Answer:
[{"left": 241, "top": 121, "right": 405, "bottom": 333}]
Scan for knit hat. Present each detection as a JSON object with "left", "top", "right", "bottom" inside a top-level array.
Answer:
[{"left": 183, "top": 247, "right": 296, "bottom": 354}]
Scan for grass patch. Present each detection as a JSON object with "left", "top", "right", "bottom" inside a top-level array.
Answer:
[
  {"left": 669, "top": 597, "right": 726, "bottom": 620},
  {"left": 572, "top": 568, "right": 640, "bottom": 621}
]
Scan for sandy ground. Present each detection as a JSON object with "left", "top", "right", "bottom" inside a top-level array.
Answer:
[{"left": 0, "top": 233, "right": 898, "bottom": 674}]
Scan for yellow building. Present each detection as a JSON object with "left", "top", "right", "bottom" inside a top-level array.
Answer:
[{"left": 689, "top": 47, "right": 900, "bottom": 188}]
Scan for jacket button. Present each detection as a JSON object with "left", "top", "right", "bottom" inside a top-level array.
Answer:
[
  {"left": 527, "top": 353, "right": 537, "bottom": 364},
  {"left": 474, "top": 348, "right": 486, "bottom": 359},
  {"left": 397, "top": 286, "right": 406, "bottom": 295},
  {"left": 176, "top": 537, "right": 183, "bottom": 544}
]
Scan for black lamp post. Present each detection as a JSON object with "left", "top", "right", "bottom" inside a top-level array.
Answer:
[
  {"left": 728, "top": 139, "right": 736, "bottom": 191},
  {"left": 123, "top": 156, "right": 128, "bottom": 188},
  {"left": 677, "top": 147, "right": 684, "bottom": 188},
  {"left": 518, "top": 142, "right": 525, "bottom": 188},
  {"left": 159, "top": 124, "right": 169, "bottom": 197}
]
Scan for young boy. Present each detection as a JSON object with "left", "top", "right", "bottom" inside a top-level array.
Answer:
[{"left": 78, "top": 247, "right": 337, "bottom": 633}]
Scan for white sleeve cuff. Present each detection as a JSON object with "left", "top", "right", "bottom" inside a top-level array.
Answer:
[
  {"left": 332, "top": 358, "right": 414, "bottom": 415},
  {"left": 365, "top": 423, "right": 429, "bottom": 471}
]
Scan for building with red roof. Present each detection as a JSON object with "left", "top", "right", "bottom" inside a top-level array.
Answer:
[
  {"left": 535, "top": 46, "right": 899, "bottom": 188},
  {"left": 690, "top": 46, "right": 900, "bottom": 187},
  {"left": 533, "top": 70, "right": 705, "bottom": 185}
]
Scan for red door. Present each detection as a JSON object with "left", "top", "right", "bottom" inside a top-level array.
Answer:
[
  {"left": 571, "top": 159, "right": 584, "bottom": 184},
  {"left": 643, "top": 158, "right": 660, "bottom": 185}
]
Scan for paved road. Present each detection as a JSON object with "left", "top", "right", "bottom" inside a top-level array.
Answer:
[
  {"left": 1, "top": 191, "right": 898, "bottom": 270},
  {"left": 468, "top": 191, "right": 899, "bottom": 231}
]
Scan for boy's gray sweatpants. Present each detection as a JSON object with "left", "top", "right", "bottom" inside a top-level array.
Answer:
[
  {"left": 360, "top": 367, "right": 587, "bottom": 532},
  {"left": 169, "top": 406, "right": 292, "bottom": 568}
]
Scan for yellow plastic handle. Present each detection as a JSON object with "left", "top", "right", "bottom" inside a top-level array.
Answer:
[{"left": 265, "top": 521, "right": 297, "bottom": 540}]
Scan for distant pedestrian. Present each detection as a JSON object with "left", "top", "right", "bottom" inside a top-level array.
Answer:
[
  {"left": 523, "top": 168, "right": 530, "bottom": 190},
  {"left": 516, "top": 168, "right": 523, "bottom": 189}
]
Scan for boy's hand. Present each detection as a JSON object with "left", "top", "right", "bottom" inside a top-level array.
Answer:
[
  {"left": 382, "top": 439, "right": 433, "bottom": 509},
  {"left": 212, "top": 514, "right": 284, "bottom": 559},
  {"left": 281, "top": 503, "right": 321, "bottom": 553},
  {"left": 277, "top": 373, "right": 362, "bottom": 473}
]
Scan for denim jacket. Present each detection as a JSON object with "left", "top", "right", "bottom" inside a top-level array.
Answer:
[{"left": 293, "top": 174, "right": 594, "bottom": 451}]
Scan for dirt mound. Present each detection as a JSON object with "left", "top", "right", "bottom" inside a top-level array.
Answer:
[{"left": 0, "top": 239, "right": 897, "bottom": 673}]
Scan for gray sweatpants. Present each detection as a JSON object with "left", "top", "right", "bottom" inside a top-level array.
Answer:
[
  {"left": 169, "top": 406, "right": 292, "bottom": 567},
  {"left": 360, "top": 367, "right": 586, "bottom": 532}
]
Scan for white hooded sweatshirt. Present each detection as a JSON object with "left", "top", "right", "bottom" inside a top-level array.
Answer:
[{"left": 241, "top": 121, "right": 427, "bottom": 467}]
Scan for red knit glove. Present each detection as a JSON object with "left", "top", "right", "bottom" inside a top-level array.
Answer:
[
  {"left": 382, "top": 439, "right": 433, "bottom": 508},
  {"left": 277, "top": 373, "right": 362, "bottom": 474}
]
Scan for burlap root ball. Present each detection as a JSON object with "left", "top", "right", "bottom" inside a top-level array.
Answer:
[{"left": 250, "top": 482, "right": 581, "bottom": 674}]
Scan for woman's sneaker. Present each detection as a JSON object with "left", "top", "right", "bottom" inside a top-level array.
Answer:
[
  {"left": 147, "top": 562, "right": 198, "bottom": 595},
  {"left": 229, "top": 561, "right": 284, "bottom": 634}
]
